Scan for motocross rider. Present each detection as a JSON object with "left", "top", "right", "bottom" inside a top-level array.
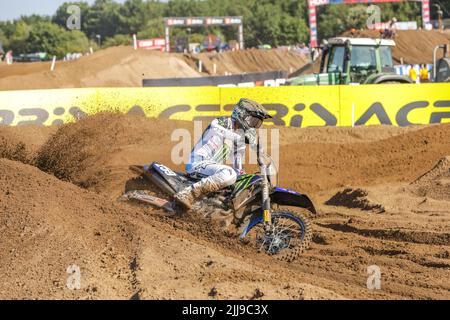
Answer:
[{"left": 174, "top": 98, "right": 272, "bottom": 209}]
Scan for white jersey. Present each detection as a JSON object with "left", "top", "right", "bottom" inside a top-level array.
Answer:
[{"left": 186, "top": 117, "right": 246, "bottom": 173}]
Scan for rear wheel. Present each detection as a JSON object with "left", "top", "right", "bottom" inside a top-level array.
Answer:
[
  {"left": 127, "top": 165, "right": 173, "bottom": 198},
  {"left": 124, "top": 175, "right": 167, "bottom": 199},
  {"left": 244, "top": 209, "right": 313, "bottom": 262},
  {"left": 122, "top": 170, "right": 173, "bottom": 212}
]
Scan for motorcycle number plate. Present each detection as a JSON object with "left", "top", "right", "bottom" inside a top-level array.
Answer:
[{"left": 154, "top": 164, "right": 177, "bottom": 176}]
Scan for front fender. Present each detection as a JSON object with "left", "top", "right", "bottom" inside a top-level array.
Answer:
[
  {"left": 239, "top": 187, "right": 316, "bottom": 238},
  {"left": 270, "top": 187, "right": 317, "bottom": 214}
]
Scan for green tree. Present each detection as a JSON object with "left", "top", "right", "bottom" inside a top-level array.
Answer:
[
  {"left": 241, "top": 0, "right": 308, "bottom": 47},
  {"left": 61, "top": 29, "right": 90, "bottom": 54},
  {"left": 430, "top": 0, "right": 450, "bottom": 18},
  {"left": 103, "top": 34, "right": 132, "bottom": 47},
  {"left": 20, "top": 21, "right": 89, "bottom": 57},
  {"left": 0, "top": 29, "right": 7, "bottom": 51},
  {"left": 137, "top": 18, "right": 165, "bottom": 39},
  {"left": 117, "top": 0, "right": 147, "bottom": 34},
  {"left": 165, "top": 0, "right": 208, "bottom": 17},
  {"left": 279, "top": 13, "right": 308, "bottom": 45},
  {"left": 6, "top": 20, "right": 31, "bottom": 54},
  {"left": 20, "top": 14, "right": 51, "bottom": 25},
  {"left": 317, "top": 2, "right": 422, "bottom": 41},
  {"left": 247, "top": 3, "right": 281, "bottom": 46},
  {"left": 83, "top": 0, "right": 122, "bottom": 38}
]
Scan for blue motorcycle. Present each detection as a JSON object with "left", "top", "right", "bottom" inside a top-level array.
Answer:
[{"left": 125, "top": 141, "right": 316, "bottom": 262}]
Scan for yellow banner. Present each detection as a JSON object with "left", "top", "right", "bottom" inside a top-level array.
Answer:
[
  {"left": 0, "top": 88, "right": 97, "bottom": 126},
  {"left": 221, "top": 86, "right": 340, "bottom": 127},
  {"left": 0, "top": 84, "right": 449, "bottom": 126},
  {"left": 339, "top": 83, "right": 450, "bottom": 126}
]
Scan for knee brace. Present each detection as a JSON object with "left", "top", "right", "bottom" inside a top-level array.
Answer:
[{"left": 213, "top": 167, "right": 237, "bottom": 188}]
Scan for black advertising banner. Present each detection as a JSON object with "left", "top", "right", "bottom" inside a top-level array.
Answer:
[{"left": 142, "top": 71, "right": 288, "bottom": 87}]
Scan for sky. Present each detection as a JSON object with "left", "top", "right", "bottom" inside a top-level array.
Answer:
[{"left": 0, "top": 0, "right": 127, "bottom": 22}]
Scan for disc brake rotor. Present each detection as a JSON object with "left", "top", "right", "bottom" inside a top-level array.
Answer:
[{"left": 257, "top": 223, "right": 293, "bottom": 254}]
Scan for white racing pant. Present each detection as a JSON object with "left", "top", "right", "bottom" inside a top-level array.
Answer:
[{"left": 187, "top": 161, "right": 237, "bottom": 192}]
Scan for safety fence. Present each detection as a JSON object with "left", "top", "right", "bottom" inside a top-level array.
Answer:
[{"left": 0, "top": 83, "right": 449, "bottom": 127}]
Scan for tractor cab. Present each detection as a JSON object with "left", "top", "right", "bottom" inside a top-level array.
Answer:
[
  {"left": 433, "top": 44, "right": 450, "bottom": 82},
  {"left": 288, "top": 37, "right": 412, "bottom": 85}
]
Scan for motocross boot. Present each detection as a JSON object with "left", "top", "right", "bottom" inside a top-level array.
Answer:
[{"left": 173, "top": 176, "right": 220, "bottom": 209}]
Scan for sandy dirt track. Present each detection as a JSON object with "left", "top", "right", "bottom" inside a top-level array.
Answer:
[
  {"left": 0, "top": 47, "right": 308, "bottom": 91},
  {"left": 0, "top": 47, "right": 200, "bottom": 90},
  {"left": 184, "top": 48, "right": 309, "bottom": 76},
  {"left": 0, "top": 113, "right": 449, "bottom": 299}
]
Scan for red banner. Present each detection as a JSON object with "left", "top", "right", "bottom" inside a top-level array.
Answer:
[{"left": 137, "top": 38, "right": 166, "bottom": 51}]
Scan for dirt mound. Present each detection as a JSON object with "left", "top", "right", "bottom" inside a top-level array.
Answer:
[
  {"left": 325, "top": 188, "right": 385, "bottom": 213},
  {"left": 411, "top": 156, "right": 450, "bottom": 201},
  {"left": 279, "top": 123, "right": 450, "bottom": 194},
  {"left": 0, "top": 126, "right": 56, "bottom": 163},
  {"left": 0, "top": 46, "right": 201, "bottom": 90},
  {"left": 185, "top": 48, "right": 309, "bottom": 75},
  {"left": 35, "top": 113, "right": 202, "bottom": 198},
  {"left": 0, "top": 132, "right": 29, "bottom": 163},
  {"left": 279, "top": 124, "right": 422, "bottom": 144},
  {"left": 0, "top": 47, "right": 310, "bottom": 90},
  {"left": 343, "top": 30, "right": 450, "bottom": 64},
  {"left": 36, "top": 113, "right": 143, "bottom": 184},
  {"left": 0, "top": 158, "right": 141, "bottom": 299}
]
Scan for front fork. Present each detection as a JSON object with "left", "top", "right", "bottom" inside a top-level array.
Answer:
[
  {"left": 260, "top": 164, "right": 272, "bottom": 231},
  {"left": 256, "top": 137, "right": 272, "bottom": 231}
]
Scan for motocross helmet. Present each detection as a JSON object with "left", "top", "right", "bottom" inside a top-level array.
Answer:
[{"left": 231, "top": 98, "right": 272, "bottom": 130}]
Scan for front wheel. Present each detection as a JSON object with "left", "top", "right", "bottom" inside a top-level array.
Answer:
[{"left": 243, "top": 209, "right": 313, "bottom": 262}]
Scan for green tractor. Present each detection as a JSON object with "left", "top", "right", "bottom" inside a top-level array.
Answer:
[{"left": 288, "top": 37, "right": 412, "bottom": 85}]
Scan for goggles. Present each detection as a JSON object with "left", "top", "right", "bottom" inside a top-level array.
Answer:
[{"left": 244, "top": 115, "right": 263, "bottom": 128}]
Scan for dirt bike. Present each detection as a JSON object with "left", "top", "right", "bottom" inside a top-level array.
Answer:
[{"left": 123, "top": 141, "right": 316, "bottom": 261}]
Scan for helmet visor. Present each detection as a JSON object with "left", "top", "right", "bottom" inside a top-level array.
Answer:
[{"left": 244, "top": 115, "right": 263, "bottom": 128}]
